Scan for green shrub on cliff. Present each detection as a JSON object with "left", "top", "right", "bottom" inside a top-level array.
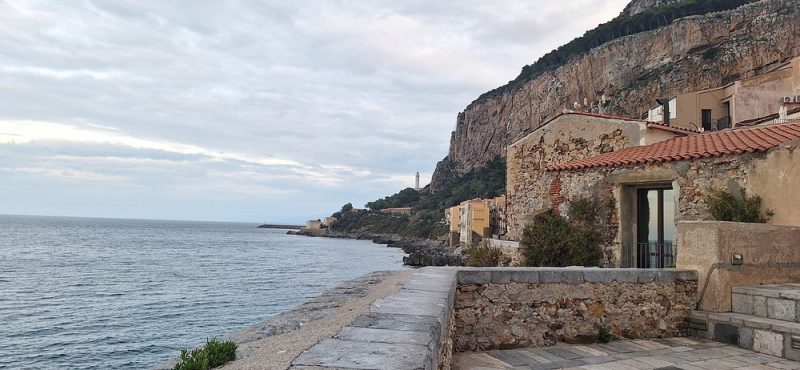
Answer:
[
  {"left": 173, "top": 338, "right": 237, "bottom": 370},
  {"left": 330, "top": 157, "right": 505, "bottom": 240},
  {"left": 704, "top": 189, "right": 773, "bottom": 223},
  {"left": 520, "top": 198, "right": 603, "bottom": 267}
]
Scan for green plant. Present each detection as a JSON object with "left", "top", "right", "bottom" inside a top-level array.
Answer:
[
  {"left": 597, "top": 326, "right": 617, "bottom": 343},
  {"left": 464, "top": 240, "right": 510, "bottom": 267},
  {"left": 520, "top": 198, "right": 604, "bottom": 267},
  {"left": 704, "top": 189, "right": 773, "bottom": 223},
  {"left": 173, "top": 339, "right": 237, "bottom": 370}
]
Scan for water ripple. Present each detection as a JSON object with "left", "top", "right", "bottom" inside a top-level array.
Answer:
[{"left": 0, "top": 215, "right": 407, "bottom": 369}]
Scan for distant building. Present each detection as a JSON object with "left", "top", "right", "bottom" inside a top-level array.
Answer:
[
  {"left": 445, "top": 205, "right": 461, "bottom": 247},
  {"left": 415, "top": 172, "right": 420, "bottom": 191},
  {"left": 380, "top": 207, "right": 413, "bottom": 216},
  {"left": 445, "top": 196, "right": 507, "bottom": 247},
  {"left": 459, "top": 199, "right": 491, "bottom": 246},
  {"left": 321, "top": 217, "right": 337, "bottom": 227},
  {"left": 489, "top": 195, "right": 507, "bottom": 239},
  {"left": 304, "top": 220, "right": 323, "bottom": 229},
  {"left": 647, "top": 56, "right": 800, "bottom": 131}
]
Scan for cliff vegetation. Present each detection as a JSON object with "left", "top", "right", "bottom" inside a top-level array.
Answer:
[
  {"left": 330, "top": 157, "right": 506, "bottom": 239},
  {"left": 478, "top": 0, "right": 756, "bottom": 103}
]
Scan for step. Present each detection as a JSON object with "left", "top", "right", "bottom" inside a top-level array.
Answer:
[
  {"left": 690, "top": 310, "right": 800, "bottom": 361},
  {"left": 732, "top": 284, "right": 800, "bottom": 322}
]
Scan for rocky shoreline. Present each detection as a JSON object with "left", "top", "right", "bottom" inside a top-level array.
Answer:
[{"left": 287, "top": 230, "right": 463, "bottom": 267}]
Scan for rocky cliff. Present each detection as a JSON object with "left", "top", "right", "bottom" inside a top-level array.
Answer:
[{"left": 430, "top": 0, "right": 800, "bottom": 191}]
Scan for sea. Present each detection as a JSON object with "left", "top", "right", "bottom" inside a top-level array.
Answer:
[{"left": 0, "top": 215, "right": 408, "bottom": 369}]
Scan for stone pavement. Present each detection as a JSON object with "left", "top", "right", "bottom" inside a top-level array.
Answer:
[{"left": 452, "top": 337, "right": 800, "bottom": 369}]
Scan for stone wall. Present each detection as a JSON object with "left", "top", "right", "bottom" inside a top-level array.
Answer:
[
  {"left": 537, "top": 142, "right": 799, "bottom": 266},
  {"left": 677, "top": 221, "right": 800, "bottom": 312},
  {"left": 505, "top": 113, "right": 658, "bottom": 241},
  {"left": 453, "top": 268, "right": 697, "bottom": 352}
]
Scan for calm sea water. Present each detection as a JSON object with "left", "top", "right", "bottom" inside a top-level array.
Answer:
[{"left": 0, "top": 215, "right": 407, "bottom": 369}]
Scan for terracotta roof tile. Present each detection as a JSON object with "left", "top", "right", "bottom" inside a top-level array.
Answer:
[{"left": 547, "top": 122, "right": 800, "bottom": 172}]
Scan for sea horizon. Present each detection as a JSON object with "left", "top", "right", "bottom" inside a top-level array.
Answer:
[{"left": 0, "top": 215, "right": 407, "bottom": 369}]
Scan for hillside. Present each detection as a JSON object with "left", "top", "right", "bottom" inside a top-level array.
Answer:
[{"left": 431, "top": 0, "right": 800, "bottom": 191}]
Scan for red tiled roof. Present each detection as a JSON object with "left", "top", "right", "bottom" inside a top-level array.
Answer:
[
  {"left": 537, "top": 111, "right": 699, "bottom": 135},
  {"left": 738, "top": 107, "right": 800, "bottom": 127},
  {"left": 548, "top": 122, "right": 800, "bottom": 172},
  {"left": 645, "top": 121, "right": 700, "bottom": 135}
]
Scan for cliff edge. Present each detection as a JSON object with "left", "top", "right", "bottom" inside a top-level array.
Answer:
[{"left": 430, "top": 0, "right": 800, "bottom": 191}]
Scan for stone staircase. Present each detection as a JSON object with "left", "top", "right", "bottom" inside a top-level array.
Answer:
[{"left": 690, "top": 283, "right": 800, "bottom": 361}]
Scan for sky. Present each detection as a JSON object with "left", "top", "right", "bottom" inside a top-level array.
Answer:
[{"left": 0, "top": 0, "right": 629, "bottom": 223}]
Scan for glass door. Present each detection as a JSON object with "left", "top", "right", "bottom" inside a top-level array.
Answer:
[{"left": 636, "top": 188, "right": 676, "bottom": 268}]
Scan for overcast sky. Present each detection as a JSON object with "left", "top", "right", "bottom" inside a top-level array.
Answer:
[{"left": 0, "top": 0, "right": 629, "bottom": 223}]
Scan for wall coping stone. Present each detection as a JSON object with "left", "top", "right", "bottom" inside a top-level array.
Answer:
[{"left": 456, "top": 267, "right": 698, "bottom": 285}]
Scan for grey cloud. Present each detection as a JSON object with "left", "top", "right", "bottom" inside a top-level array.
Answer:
[{"left": 0, "top": 0, "right": 629, "bottom": 222}]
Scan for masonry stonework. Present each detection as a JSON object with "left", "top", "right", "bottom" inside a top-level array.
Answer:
[
  {"left": 453, "top": 269, "right": 697, "bottom": 352},
  {"left": 506, "top": 114, "right": 673, "bottom": 241}
]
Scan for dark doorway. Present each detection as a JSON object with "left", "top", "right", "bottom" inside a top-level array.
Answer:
[
  {"left": 636, "top": 187, "right": 676, "bottom": 268},
  {"left": 701, "top": 109, "right": 712, "bottom": 131}
]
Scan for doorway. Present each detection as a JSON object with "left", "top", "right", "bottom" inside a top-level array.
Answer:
[{"left": 636, "top": 187, "right": 676, "bottom": 268}]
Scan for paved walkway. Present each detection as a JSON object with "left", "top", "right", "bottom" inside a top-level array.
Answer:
[{"left": 453, "top": 337, "right": 800, "bottom": 370}]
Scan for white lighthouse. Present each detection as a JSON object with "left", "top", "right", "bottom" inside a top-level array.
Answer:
[{"left": 415, "top": 172, "right": 420, "bottom": 191}]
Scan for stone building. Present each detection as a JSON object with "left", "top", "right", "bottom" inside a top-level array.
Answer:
[
  {"left": 543, "top": 122, "right": 800, "bottom": 268},
  {"left": 647, "top": 56, "right": 800, "bottom": 131},
  {"left": 506, "top": 112, "right": 696, "bottom": 240}
]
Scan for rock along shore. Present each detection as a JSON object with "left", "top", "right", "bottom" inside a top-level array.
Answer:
[{"left": 287, "top": 229, "right": 463, "bottom": 267}]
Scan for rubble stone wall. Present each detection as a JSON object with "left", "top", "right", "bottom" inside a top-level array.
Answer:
[{"left": 453, "top": 268, "right": 698, "bottom": 352}]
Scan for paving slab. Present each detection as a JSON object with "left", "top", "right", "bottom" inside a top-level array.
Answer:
[
  {"left": 291, "top": 338, "right": 428, "bottom": 369},
  {"left": 452, "top": 338, "right": 800, "bottom": 370}
]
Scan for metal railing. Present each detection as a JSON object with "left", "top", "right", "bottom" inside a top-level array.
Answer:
[
  {"left": 715, "top": 116, "right": 731, "bottom": 131},
  {"left": 621, "top": 242, "right": 675, "bottom": 268}
]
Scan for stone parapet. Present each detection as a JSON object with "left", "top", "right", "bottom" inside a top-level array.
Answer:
[
  {"left": 291, "top": 268, "right": 458, "bottom": 370},
  {"left": 453, "top": 268, "right": 698, "bottom": 352}
]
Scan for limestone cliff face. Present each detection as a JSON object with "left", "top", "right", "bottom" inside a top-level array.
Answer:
[{"left": 430, "top": 0, "right": 800, "bottom": 191}]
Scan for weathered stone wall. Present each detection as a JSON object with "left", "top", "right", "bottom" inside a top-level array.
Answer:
[
  {"left": 431, "top": 0, "right": 800, "bottom": 189},
  {"left": 505, "top": 114, "right": 654, "bottom": 241},
  {"left": 453, "top": 268, "right": 697, "bottom": 352}
]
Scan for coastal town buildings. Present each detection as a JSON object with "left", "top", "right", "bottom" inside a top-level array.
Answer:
[
  {"left": 647, "top": 56, "right": 800, "bottom": 131},
  {"left": 445, "top": 196, "right": 508, "bottom": 247},
  {"left": 458, "top": 199, "right": 491, "bottom": 246}
]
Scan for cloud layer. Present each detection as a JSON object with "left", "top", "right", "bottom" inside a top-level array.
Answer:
[{"left": 0, "top": 0, "right": 628, "bottom": 222}]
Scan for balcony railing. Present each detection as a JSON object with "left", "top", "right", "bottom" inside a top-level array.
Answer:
[{"left": 621, "top": 242, "right": 675, "bottom": 268}]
